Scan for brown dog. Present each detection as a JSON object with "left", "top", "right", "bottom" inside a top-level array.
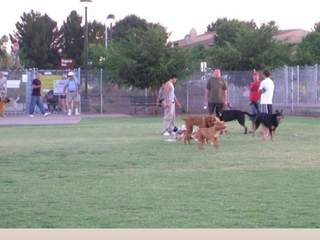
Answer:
[
  {"left": 182, "top": 115, "right": 218, "bottom": 144},
  {"left": 0, "top": 97, "right": 10, "bottom": 117},
  {"left": 194, "top": 120, "right": 227, "bottom": 149}
]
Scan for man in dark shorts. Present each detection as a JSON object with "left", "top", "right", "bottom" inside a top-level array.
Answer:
[{"left": 204, "top": 69, "right": 228, "bottom": 116}]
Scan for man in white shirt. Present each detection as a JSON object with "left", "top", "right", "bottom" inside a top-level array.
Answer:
[
  {"left": 259, "top": 70, "right": 274, "bottom": 114},
  {"left": 161, "top": 74, "right": 182, "bottom": 136},
  {"left": 258, "top": 70, "right": 275, "bottom": 138}
]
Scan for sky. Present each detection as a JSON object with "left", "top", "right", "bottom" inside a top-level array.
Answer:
[{"left": 1, "top": 0, "right": 320, "bottom": 42}]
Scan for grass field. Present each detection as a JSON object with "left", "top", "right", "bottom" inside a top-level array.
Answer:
[{"left": 0, "top": 116, "right": 320, "bottom": 228}]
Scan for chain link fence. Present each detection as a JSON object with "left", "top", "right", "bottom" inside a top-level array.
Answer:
[
  {"left": 1, "top": 65, "right": 320, "bottom": 116},
  {"left": 176, "top": 65, "right": 320, "bottom": 115}
]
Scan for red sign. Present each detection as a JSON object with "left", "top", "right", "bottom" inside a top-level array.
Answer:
[{"left": 60, "top": 59, "right": 75, "bottom": 69}]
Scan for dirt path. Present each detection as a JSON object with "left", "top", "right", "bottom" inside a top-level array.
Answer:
[{"left": 0, "top": 113, "right": 130, "bottom": 126}]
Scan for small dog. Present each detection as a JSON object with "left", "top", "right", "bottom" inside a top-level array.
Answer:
[
  {"left": 253, "top": 110, "right": 284, "bottom": 141},
  {"left": 182, "top": 115, "right": 218, "bottom": 144},
  {"left": 0, "top": 97, "right": 10, "bottom": 117},
  {"left": 218, "top": 110, "right": 253, "bottom": 134},
  {"left": 194, "top": 120, "right": 227, "bottom": 149}
]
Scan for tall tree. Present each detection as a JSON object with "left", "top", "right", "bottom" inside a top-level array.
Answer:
[
  {"left": 206, "top": 20, "right": 292, "bottom": 70},
  {"left": 105, "top": 17, "right": 188, "bottom": 89},
  {"left": 0, "top": 35, "right": 11, "bottom": 69},
  {"left": 13, "top": 10, "right": 61, "bottom": 68},
  {"left": 207, "top": 18, "right": 256, "bottom": 46},
  {"left": 60, "top": 11, "right": 83, "bottom": 67},
  {"left": 88, "top": 20, "right": 106, "bottom": 45},
  {"left": 111, "top": 14, "right": 148, "bottom": 41},
  {"left": 295, "top": 32, "right": 320, "bottom": 65}
]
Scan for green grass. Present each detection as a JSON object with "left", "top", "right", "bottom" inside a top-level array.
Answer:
[{"left": 0, "top": 116, "right": 320, "bottom": 228}]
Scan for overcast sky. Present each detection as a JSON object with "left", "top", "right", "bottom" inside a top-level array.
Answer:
[{"left": 1, "top": 0, "right": 320, "bottom": 41}]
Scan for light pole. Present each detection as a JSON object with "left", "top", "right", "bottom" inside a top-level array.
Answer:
[
  {"left": 105, "top": 14, "right": 115, "bottom": 48},
  {"left": 80, "top": 0, "right": 92, "bottom": 110}
]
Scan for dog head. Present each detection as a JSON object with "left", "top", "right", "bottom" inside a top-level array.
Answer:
[
  {"left": 214, "top": 120, "right": 227, "bottom": 131},
  {"left": 206, "top": 115, "right": 218, "bottom": 127},
  {"left": 275, "top": 109, "right": 284, "bottom": 123}
]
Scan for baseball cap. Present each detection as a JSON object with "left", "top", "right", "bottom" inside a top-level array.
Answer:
[{"left": 67, "top": 72, "right": 75, "bottom": 77}]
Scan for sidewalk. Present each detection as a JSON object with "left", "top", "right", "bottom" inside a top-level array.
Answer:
[
  {"left": 0, "top": 113, "right": 132, "bottom": 126},
  {"left": 0, "top": 114, "right": 81, "bottom": 126}
]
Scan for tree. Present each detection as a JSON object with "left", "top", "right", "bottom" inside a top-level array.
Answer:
[
  {"left": 60, "top": 11, "right": 83, "bottom": 67},
  {"left": 207, "top": 18, "right": 256, "bottom": 46},
  {"left": 295, "top": 32, "right": 320, "bottom": 65},
  {"left": 206, "top": 20, "right": 292, "bottom": 70},
  {"left": 88, "top": 20, "right": 106, "bottom": 45},
  {"left": 105, "top": 18, "right": 188, "bottom": 90},
  {"left": 89, "top": 43, "right": 107, "bottom": 68},
  {"left": 0, "top": 35, "right": 10, "bottom": 69},
  {"left": 111, "top": 14, "right": 149, "bottom": 41},
  {"left": 13, "top": 10, "right": 61, "bottom": 68},
  {"left": 184, "top": 45, "right": 210, "bottom": 73}
]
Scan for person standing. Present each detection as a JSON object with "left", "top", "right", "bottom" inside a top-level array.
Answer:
[
  {"left": 64, "top": 71, "right": 80, "bottom": 116},
  {"left": 259, "top": 70, "right": 274, "bottom": 114},
  {"left": 161, "top": 74, "right": 182, "bottom": 136},
  {"left": 204, "top": 69, "right": 228, "bottom": 116},
  {"left": 258, "top": 70, "right": 275, "bottom": 138},
  {"left": 0, "top": 72, "right": 7, "bottom": 100},
  {"left": 29, "top": 73, "right": 50, "bottom": 117},
  {"left": 249, "top": 69, "right": 261, "bottom": 131}
]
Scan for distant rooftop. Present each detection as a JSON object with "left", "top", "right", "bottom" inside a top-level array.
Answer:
[
  {"left": 274, "top": 29, "right": 310, "bottom": 44},
  {"left": 174, "top": 28, "right": 310, "bottom": 48}
]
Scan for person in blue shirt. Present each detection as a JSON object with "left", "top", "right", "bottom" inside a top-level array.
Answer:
[{"left": 64, "top": 72, "right": 80, "bottom": 116}]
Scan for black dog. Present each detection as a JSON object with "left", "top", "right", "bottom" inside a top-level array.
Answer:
[
  {"left": 253, "top": 110, "right": 284, "bottom": 140},
  {"left": 218, "top": 110, "right": 253, "bottom": 134}
]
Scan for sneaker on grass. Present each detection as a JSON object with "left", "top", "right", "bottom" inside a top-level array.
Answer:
[{"left": 162, "top": 131, "right": 170, "bottom": 136}]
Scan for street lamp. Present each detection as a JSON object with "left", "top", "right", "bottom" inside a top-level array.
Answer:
[
  {"left": 105, "top": 14, "right": 115, "bottom": 48},
  {"left": 80, "top": 0, "right": 92, "bottom": 111}
]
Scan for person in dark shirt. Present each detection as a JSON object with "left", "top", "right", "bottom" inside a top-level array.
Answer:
[
  {"left": 204, "top": 69, "right": 228, "bottom": 116},
  {"left": 29, "top": 73, "right": 50, "bottom": 117}
]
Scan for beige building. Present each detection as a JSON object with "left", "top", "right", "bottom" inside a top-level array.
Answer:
[
  {"left": 174, "top": 28, "right": 215, "bottom": 48},
  {"left": 274, "top": 29, "right": 310, "bottom": 44},
  {"left": 174, "top": 28, "right": 310, "bottom": 48}
]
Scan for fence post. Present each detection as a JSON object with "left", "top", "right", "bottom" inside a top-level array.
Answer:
[
  {"left": 316, "top": 64, "right": 319, "bottom": 105},
  {"left": 284, "top": 66, "right": 288, "bottom": 107},
  {"left": 100, "top": 68, "right": 103, "bottom": 114},
  {"left": 77, "top": 68, "right": 81, "bottom": 113},
  {"left": 297, "top": 65, "right": 300, "bottom": 106},
  {"left": 186, "top": 81, "right": 189, "bottom": 113},
  {"left": 145, "top": 88, "right": 148, "bottom": 113},
  {"left": 291, "top": 67, "right": 294, "bottom": 112}
]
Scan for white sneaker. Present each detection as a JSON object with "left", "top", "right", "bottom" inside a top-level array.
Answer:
[
  {"left": 68, "top": 109, "right": 72, "bottom": 116},
  {"left": 163, "top": 131, "right": 170, "bottom": 136},
  {"left": 29, "top": 114, "right": 34, "bottom": 118},
  {"left": 44, "top": 112, "right": 50, "bottom": 117},
  {"left": 75, "top": 110, "right": 80, "bottom": 115}
]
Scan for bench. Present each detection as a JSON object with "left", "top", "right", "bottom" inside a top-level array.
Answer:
[{"left": 129, "top": 95, "right": 158, "bottom": 114}]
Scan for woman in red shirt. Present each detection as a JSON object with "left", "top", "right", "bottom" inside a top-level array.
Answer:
[{"left": 249, "top": 69, "right": 261, "bottom": 131}]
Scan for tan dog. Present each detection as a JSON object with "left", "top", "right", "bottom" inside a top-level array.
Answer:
[
  {"left": 0, "top": 97, "right": 10, "bottom": 117},
  {"left": 182, "top": 115, "right": 218, "bottom": 144},
  {"left": 194, "top": 120, "right": 227, "bottom": 149}
]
